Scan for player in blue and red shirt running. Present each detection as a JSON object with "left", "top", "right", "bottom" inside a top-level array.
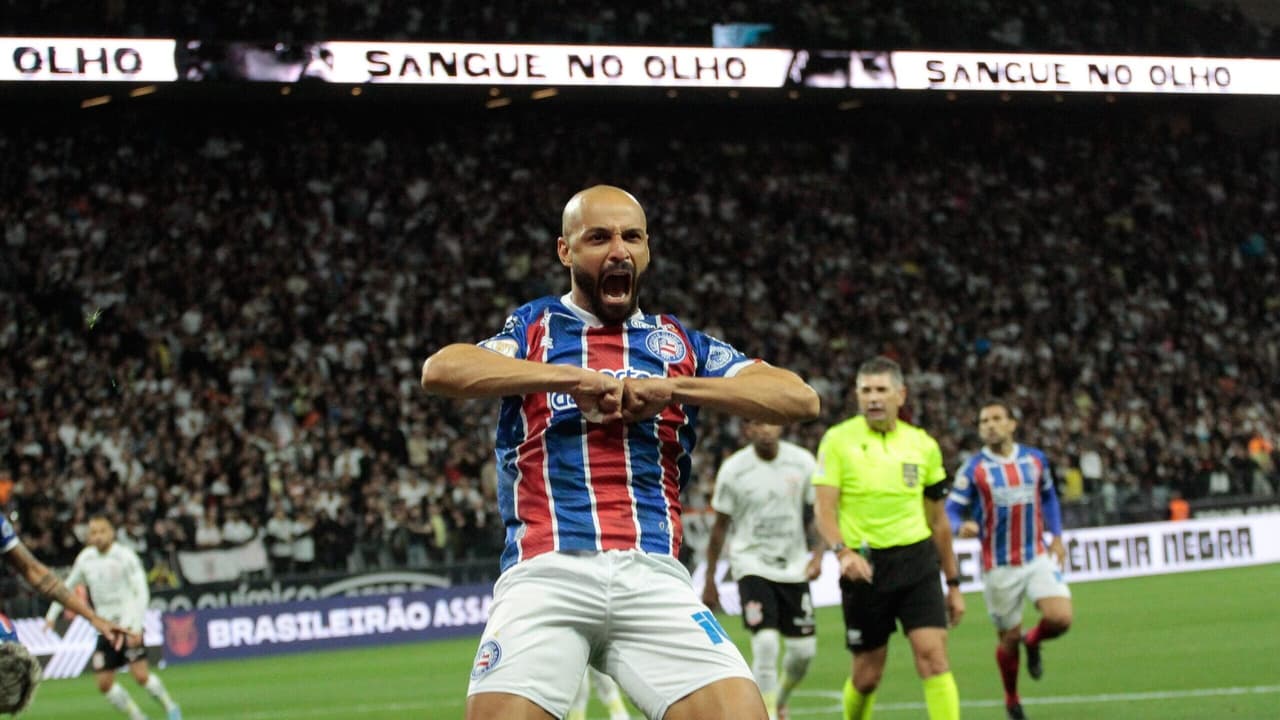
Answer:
[
  {"left": 422, "top": 185, "right": 820, "bottom": 720},
  {"left": 946, "top": 402, "right": 1074, "bottom": 720}
]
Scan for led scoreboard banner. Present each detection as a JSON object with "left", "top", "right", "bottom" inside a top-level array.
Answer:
[{"left": 4, "top": 36, "right": 1280, "bottom": 95}]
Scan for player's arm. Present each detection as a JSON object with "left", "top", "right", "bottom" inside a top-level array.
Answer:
[
  {"left": 802, "top": 503, "right": 825, "bottom": 580},
  {"left": 12, "top": 547, "right": 135, "bottom": 648},
  {"left": 945, "top": 466, "right": 977, "bottom": 538},
  {"left": 1039, "top": 457, "right": 1066, "bottom": 567},
  {"left": 422, "top": 344, "right": 624, "bottom": 420},
  {"left": 422, "top": 343, "right": 592, "bottom": 398},
  {"left": 669, "top": 364, "right": 819, "bottom": 424},
  {"left": 124, "top": 548, "right": 150, "bottom": 634},
  {"left": 700, "top": 512, "right": 731, "bottom": 612}
]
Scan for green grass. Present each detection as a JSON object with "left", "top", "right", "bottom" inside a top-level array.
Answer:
[{"left": 23, "top": 564, "right": 1280, "bottom": 719}]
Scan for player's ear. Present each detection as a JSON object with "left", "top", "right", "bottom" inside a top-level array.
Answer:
[{"left": 557, "top": 236, "right": 572, "bottom": 267}]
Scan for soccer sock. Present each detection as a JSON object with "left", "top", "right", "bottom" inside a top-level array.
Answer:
[
  {"left": 144, "top": 673, "right": 179, "bottom": 711},
  {"left": 751, "top": 630, "right": 781, "bottom": 718},
  {"left": 1025, "top": 618, "right": 1065, "bottom": 646},
  {"left": 996, "top": 645, "right": 1020, "bottom": 706},
  {"left": 842, "top": 677, "right": 876, "bottom": 720},
  {"left": 922, "top": 671, "right": 960, "bottom": 720},
  {"left": 778, "top": 636, "right": 816, "bottom": 708},
  {"left": 104, "top": 683, "right": 146, "bottom": 720}
]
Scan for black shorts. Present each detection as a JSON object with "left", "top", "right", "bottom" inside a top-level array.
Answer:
[
  {"left": 839, "top": 539, "right": 946, "bottom": 652},
  {"left": 91, "top": 633, "right": 147, "bottom": 672},
  {"left": 737, "top": 575, "right": 815, "bottom": 638}
]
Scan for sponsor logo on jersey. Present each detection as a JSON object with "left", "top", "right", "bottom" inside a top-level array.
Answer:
[
  {"left": 991, "top": 485, "right": 1038, "bottom": 506},
  {"left": 548, "top": 368, "right": 658, "bottom": 414},
  {"left": 471, "top": 639, "right": 502, "bottom": 680},
  {"left": 902, "top": 463, "right": 919, "bottom": 488},
  {"left": 953, "top": 473, "right": 969, "bottom": 491},
  {"left": 645, "top": 329, "right": 687, "bottom": 363}
]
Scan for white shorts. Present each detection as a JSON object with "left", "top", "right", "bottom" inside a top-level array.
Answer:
[
  {"left": 982, "top": 554, "right": 1071, "bottom": 631},
  {"left": 467, "top": 550, "right": 754, "bottom": 719}
]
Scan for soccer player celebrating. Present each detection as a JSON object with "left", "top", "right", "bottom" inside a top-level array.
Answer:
[
  {"left": 946, "top": 402, "right": 1073, "bottom": 720},
  {"left": 702, "top": 420, "right": 821, "bottom": 720},
  {"left": 813, "top": 356, "right": 963, "bottom": 720},
  {"left": 421, "top": 185, "right": 820, "bottom": 720},
  {"left": 45, "top": 515, "right": 183, "bottom": 720}
]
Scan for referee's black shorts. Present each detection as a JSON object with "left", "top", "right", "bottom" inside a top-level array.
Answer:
[{"left": 839, "top": 538, "right": 946, "bottom": 652}]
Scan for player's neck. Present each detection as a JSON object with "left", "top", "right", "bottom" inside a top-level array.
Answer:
[
  {"left": 753, "top": 445, "right": 778, "bottom": 461},
  {"left": 987, "top": 441, "right": 1015, "bottom": 458}
]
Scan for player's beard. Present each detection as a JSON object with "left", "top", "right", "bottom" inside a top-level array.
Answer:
[{"left": 574, "top": 261, "right": 641, "bottom": 324}]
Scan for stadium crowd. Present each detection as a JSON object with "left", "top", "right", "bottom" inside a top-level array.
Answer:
[
  {"left": 0, "top": 0, "right": 1276, "bottom": 56},
  {"left": 2, "top": 101, "right": 1278, "bottom": 589}
]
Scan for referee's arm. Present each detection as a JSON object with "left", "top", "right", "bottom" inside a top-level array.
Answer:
[{"left": 924, "top": 490, "right": 965, "bottom": 626}]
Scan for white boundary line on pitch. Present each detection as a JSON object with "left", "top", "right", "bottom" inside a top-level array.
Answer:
[
  {"left": 788, "top": 684, "right": 1280, "bottom": 713},
  {"left": 84, "top": 684, "right": 1278, "bottom": 719}
]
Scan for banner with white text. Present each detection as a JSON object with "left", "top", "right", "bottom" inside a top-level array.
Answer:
[
  {"left": 692, "top": 512, "right": 1280, "bottom": 615},
  {"left": 5, "top": 38, "right": 1280, "bottom": 95}
]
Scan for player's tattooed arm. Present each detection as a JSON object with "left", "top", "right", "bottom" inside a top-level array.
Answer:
[{"left": 8, "top": 544, "right": 75, "bottom": 604}]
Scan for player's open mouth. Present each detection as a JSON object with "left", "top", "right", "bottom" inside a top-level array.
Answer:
[{"left": 600, "top": 270, "right": 632, "bottom": 304}]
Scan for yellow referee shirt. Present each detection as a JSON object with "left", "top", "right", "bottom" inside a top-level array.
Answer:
[{"left": 812, "top": 415, "right": 947, "bottom": 550}]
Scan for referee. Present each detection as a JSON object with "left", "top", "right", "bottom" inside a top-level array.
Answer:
[{"left": 813, "top": 356, "right": 963, "bottom": 720}]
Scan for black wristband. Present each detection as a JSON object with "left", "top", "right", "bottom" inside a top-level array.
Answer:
[{"left": 945, "top": 577, "right": 962, "bottom": 587}]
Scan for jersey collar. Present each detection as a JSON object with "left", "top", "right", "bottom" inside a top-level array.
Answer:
[
  {"left": 560, "top": 293, "right": 644, "bottom": 328},
  {"left": 981, "top": 443, "right": 1022, "bottom": 463}
]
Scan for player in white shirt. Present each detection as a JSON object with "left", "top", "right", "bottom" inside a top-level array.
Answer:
[
  {"left": 2, "top": 515, "right": 135, "bottom": 714},
  {"left": 46, "top": 516, "right": 183, "bottom": 720},
  {"left": 702, "top": 421, "right": 822, "bottom": 720}
]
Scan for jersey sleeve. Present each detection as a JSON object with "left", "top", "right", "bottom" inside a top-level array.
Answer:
[
  {"left": 685, "top": 328, "right": 757, "bottom": 379},
  {"left": 123, "top": 548, "right": 149, "bottom": 630},
  {"left": 710, "top": 458, "right": 737, "bottom": 515},
  {"left": 802, "top": 449, "right": 818, "bottom": 504},
  {"left": 0, "top": 517, "right": 18, "bottom": 554},
  {"left": 948, "top": 457, "right": 977, "bottom": 507},
  {"left": 1033, "top": 448, "right": 1064, "bottom": 536},
  {"left": 811, "top": 431, "right": 844, "bottom": 488},
  {"left": 921, "top": 434, "right": 950, "bottom": 500},
  {"left": 476, "top": 306, "right": 532, "bottom": 360}
]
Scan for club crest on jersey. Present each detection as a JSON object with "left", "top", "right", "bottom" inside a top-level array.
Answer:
[
  {"left": 471, "top": 639, "right": 502, "bottom": 680},
  {"left": 902, "top": 463, "right": 919, "bottom": 488},
  {"left": 645, "top": 329, "right": 687, "bottom": 363}
]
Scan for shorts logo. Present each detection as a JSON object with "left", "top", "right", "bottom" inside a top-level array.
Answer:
[
  {"left": 846, "top": 629, "right": 863, "bottom": 647},
  {"left": 706, "top": 344, "right": 734, "bottom": 372},
  {"left": 692, "top": 610, "right": 731, "bottom": 645},
  {"left": 902, "top": 463, "right": 919, "bottom": 488},
  {"left": 471, "top": 639, "right": 502, "bottom": 680},
  {"left": 744, "top": 601, "right": 764, "bottom": 628},
  {"left": 92, "top": 651, "right": 105, "bottom": 671},
  {"left": 645, "top": 329, "right": 687, "bottom": 363}
]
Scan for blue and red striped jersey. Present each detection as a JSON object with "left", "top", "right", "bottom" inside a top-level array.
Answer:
[
  {"left": 947, "top": 444, "right": 1063, "bottom": 570},
  {"left": 479, "top": 294, "right": 757, "bottom": 573}
]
